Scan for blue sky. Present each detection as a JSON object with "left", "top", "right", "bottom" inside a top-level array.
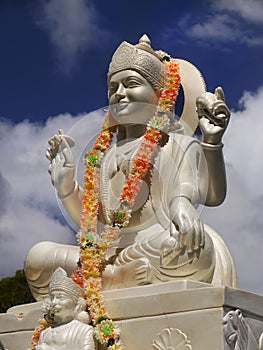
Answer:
[{"left": 0, "top": 0, "right": 263, "bottom": 295}]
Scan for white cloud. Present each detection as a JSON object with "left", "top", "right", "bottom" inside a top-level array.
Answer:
[
  {"left": 186, "top": 14, "right": 240, "bottom": 43},
  {"left": 202, "top": 86, "right": 263, "bottom": 295},
  {"left": 213, "top": 0, "right": 263, "bottom": 24},
  {"left": 35, "top": 0, "right": 103, "bottom": 74},
  {"left": 0, "top": 110, "right": 104, "bottom": 278},
  {"left": 175, "top": 0, "right": 263, "bottom": 47}
]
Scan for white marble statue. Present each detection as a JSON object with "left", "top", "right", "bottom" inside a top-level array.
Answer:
[
  {"left": 25, "top": 34, "right": 237, "bottom": 301},
  {"left": 35, "top": 267, "right": 94, "bottom": 350}
]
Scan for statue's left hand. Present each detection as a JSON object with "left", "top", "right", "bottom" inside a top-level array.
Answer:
[
  {"left": 196, "top": 87, "right": 230, "bottom": 145},
  {"left": 170, "top": 197, "right": 204, "bottom": 253},
  {"left": 46, "top": 129, "right": 76, "bottom": 197}
]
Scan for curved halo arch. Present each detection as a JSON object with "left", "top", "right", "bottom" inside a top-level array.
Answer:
[{"left": 175, "top": 58, "right": 206, "bottom": 136}]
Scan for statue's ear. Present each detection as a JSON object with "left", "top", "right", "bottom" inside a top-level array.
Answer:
[
  {"left": 74, "top": 297, "right": 86, "bottom": 316},
  {"left": 236, "top": 309, "right": 242, "bottom": 319}
]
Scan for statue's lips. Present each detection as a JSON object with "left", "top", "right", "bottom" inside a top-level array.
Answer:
[
  {"left": 115, "top": 102, "right": 129, "bottom": 112},
  {"left": 51, "top": 306, "right": 61, "bottom": 313}
]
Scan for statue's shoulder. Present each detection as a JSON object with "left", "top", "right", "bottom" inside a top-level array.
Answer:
[{"left": 71, "top": 319, "right": 93, "bottom": 330}]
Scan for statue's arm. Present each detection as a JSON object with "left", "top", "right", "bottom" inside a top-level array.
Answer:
[
  {"left": 196, "top": 87, "right": 230, "bottom": 206},
  {"left": 47, "top": 129, "right": 83, "bottom": 227},
  {"left": 167, "top": 139, "right": 205, "bottom": 253},
  {"left": 199, "top": 142, "right": 226, "bottom": 206},
  {"left": 58, "top": 181, "right": 83, "bottom": 227}
]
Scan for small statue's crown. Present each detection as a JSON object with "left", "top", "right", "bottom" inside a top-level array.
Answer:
[
  {"left": 49, "top": 267, "right": 84, "bottom": 303},
  {"left": 108, "top": 34, "right": 166, "bottom": 90}
]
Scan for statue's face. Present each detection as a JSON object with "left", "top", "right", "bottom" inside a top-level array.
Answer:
[
  {"left": 50, "top": 290, "right": 76, "bottom": 324},
  {"left": 108, "top": 70, "right": 160, "bottom": 124}
]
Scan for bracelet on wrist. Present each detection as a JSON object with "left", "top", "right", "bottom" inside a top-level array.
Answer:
[
  {"left": 57, "top": 181, "right": 78, "bottom": 200},
  {"left": 200, "top": 141, "right": 223, "bottom": 151}
]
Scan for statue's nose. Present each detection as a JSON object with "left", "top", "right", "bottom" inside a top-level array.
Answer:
[
  {"left": 115, "top": 84, "right": 126, "bottom": 101},
  {"left": 51, "top": 297, "right": 58, "bottom": 306}
]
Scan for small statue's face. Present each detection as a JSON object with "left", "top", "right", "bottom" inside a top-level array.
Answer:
[
  {"left": 50, "top": 290, "right": 76, "bottom": 324},
  {"left": 108, "top": 70, "right": 160, "bottom": 124}
]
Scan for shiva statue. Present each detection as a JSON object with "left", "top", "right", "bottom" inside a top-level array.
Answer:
[
  {"left": 34, "top": 267, "right": 94, "bottom": 350},
  {"left": 25, "top": 34, "right": 237, "bottom": 301}
]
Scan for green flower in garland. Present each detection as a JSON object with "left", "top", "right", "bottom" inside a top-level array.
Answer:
[{"left": 95, "top": 319, "right": 119, "bottom": 344}]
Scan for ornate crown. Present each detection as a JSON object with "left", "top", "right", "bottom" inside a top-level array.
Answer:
[
  {"left": 49, "top": 267, "right": 84, "bottom": 303},
  {"left": 108, "top": 34, "right": 166, "bottom": 90}
]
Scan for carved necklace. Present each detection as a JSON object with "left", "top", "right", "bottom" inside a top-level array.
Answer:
[
  {"left": 73, "top": 58, "right": 180, "bottom": 350},
  {"left": 100, "top": 138, "right": 143, "bottom": 224}
]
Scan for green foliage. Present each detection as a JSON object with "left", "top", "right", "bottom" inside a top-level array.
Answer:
[{"left": 0, "top": 270, "right": 35, "bottom": 313}]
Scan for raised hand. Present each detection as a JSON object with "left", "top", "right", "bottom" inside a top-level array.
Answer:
[
  {"left": 196, "top": 87, "right": 230, "bottom": 145},
  {"left": 46, "top": 129, "right": 76, "bottom": 197}
]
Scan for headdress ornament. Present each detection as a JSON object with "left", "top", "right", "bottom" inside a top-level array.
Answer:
[
  {"left": 49, "top": 267, "right": 84, "bottom": 303},
  {"left": 108, "top": 34, "right": 165, "bottom": 90}
]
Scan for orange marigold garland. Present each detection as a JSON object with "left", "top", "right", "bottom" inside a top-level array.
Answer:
[
  {"left": 31, "top": 58, "right": 180, "bottom": 350},
  {"left": 31, "top": 318, "right": 54, "bottom": 349},
  {"left": 76, "top": 58, "right": 180, "bottom": 349}
]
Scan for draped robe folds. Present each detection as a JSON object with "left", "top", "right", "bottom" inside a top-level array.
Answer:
[
  {"left": 25, "top": 130, "right": 238, "bottom": 301},
  {"left": 37, "top": 320, "right": 94, "bottom": 350},
  {"left": 101, "top": 131, "right": 216, "bottom": 287}
]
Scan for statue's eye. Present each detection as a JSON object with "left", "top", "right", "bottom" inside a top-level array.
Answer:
[
  {"left": 109, "top": 83, "right": 118, "bottom": 95},
  {"left": 57, "top": 294, "right": 67, "bottom": 299},
  {"left": 124, "top": 78, "right": 142, "bottom": 88}
]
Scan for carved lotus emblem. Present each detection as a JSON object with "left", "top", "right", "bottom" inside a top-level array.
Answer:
[{"left": 152, "top": 328, "right": 192, "bottom": 350}]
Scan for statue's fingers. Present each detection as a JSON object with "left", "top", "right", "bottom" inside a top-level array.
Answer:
[
  {"left": 46, "top": 149, "right": 53, "bottom": 161},
  {"left": 185, "top": 217, "right": 195, "bottom": 252},
  {"left": 58, "top": 129, "right": 65, "bottom": 136},
  {"left": 48, "top": 163, "right": 52, "bottom": 175},
  {"left": 199, "top": 116, "right": 212, "bottom": 130},
  {"left": 199, "top": 116, "right": 208, "bottom": 127},
  {"left": 213, "top": 101, "right": 230, "bottom": 119},
  {"left": 196, "top": 97, "right": 206, "bottom": 117},
  {"left": 54, "top": 135, "right": 62, "bottom": 145},
  {"left": 215, "top": 87, "right": 225, "bottom": 102},
  {"left": 186, "top": 233, "right": 193, "bottom": 253},
  {"left": 62, "top": 145, "right": 75, "bottom": 167},
  {"left": 179, "top": 226, "right": 189, "bottom": 251},
  {"left": 200, "top": 221, "right": 205, "bottom": 247},
  {"left": 194, "top": 219, "right": 203, "bottom": 250},
  {"left": 48, "top": 138, "right": 59, "bottom": 150},
  {"left": 50, "top": 158, "right": 58, "bottom": 184}
]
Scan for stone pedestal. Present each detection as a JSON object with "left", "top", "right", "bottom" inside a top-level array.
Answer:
[
  {"left": 104, "top": 281, "right": 263, "bottom": 350},
  {"left": 0, "top": 302, "right": 42, "bottom": 349},
  {"left": 1, "top": 281, "right": 262, "bottom": 349}
]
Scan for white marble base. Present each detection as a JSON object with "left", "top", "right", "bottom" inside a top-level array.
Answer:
[{"left": 1, "top": 282, "right": 262, "bottom": 349}]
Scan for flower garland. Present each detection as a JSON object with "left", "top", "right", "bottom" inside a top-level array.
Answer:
[
  {"left": 31, "top": 57, "right": 180, "bottom": 350},
  {"left": 31, "top": 300, "right": 55, "bottom": 349},
  {"left": 31, "top": 318, "right": 54, "bottom": 349},
  {"left": 75, "top": 57, "right": 180, "bottom": 349}
]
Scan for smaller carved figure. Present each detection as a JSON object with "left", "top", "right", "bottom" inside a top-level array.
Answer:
[
  {"left": 35, "top": 267, "right": 94, "bottom": 350},
  {"left": 223, "top": 309, "right": 259, "bottom": 350}
]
